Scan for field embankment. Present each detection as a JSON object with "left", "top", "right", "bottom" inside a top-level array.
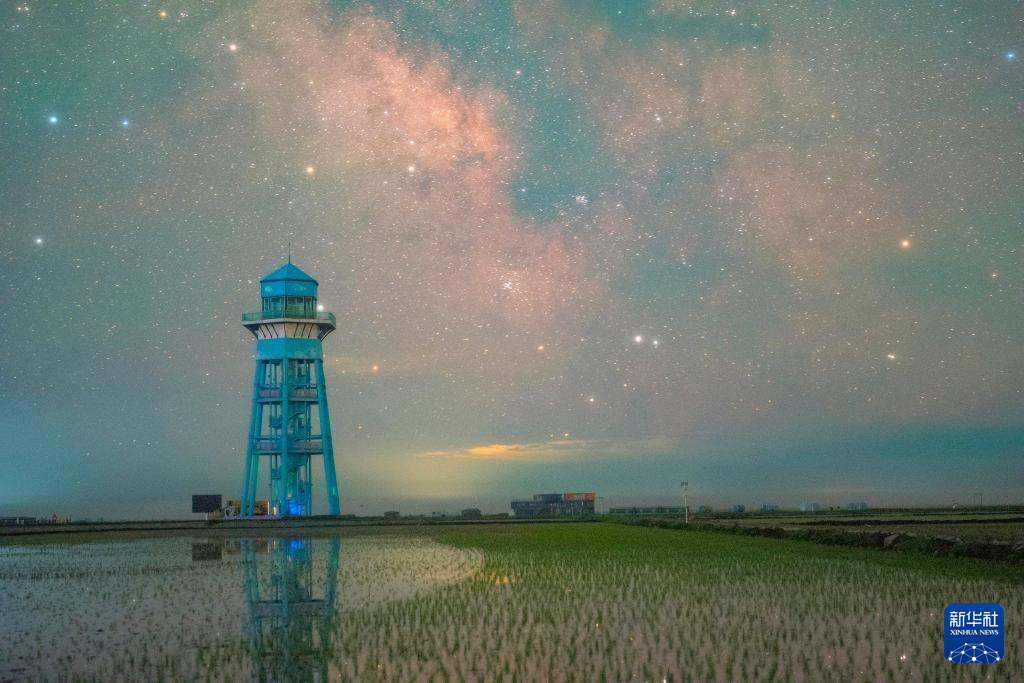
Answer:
[{"left": 616, "top": 513, "right": 1024, "bottom": 563}]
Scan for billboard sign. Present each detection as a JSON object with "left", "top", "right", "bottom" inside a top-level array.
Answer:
[{"left": 191, "top": 494, "right": 222, "bottom": 513}]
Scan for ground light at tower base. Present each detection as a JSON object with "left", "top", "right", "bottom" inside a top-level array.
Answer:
[{"left": 240, "top": 260, "right": 340, "bottom": 517}]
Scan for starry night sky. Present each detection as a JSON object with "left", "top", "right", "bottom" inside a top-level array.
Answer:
[{"left": 2, "top": 1, "right": 1022, "bottom": 518}]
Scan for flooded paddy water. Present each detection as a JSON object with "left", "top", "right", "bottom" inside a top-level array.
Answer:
[
  {"left": 0, "top": 522, "right": 1021, "bottom": 681},
  {"left": 0, "top": 534, "right": 482, "bottom": 682}
]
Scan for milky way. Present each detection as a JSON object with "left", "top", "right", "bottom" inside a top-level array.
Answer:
[{"left": 1, "top": 1, "right": 1021, "bottom": 517}]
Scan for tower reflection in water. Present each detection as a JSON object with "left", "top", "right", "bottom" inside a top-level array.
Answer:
[{"left": 241, "top": 537, "right": 340, "bottom": 682}]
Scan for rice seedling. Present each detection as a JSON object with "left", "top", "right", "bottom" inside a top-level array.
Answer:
[{"left": 0, "top": 523, "right": 1020, "bottom": 681}]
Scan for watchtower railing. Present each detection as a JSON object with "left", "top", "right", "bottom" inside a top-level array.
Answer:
[
  {"left": 241, "top": 311, "right": 336, "bottom": 325},
  {"left": 258, "top": 385, "right": 318, "bottom": 399},
  {"left": 252, "top": 437, "right": 324, "bottom": 453}
]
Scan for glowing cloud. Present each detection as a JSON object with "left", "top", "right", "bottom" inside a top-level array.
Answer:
[{"left": 418, "top": 437, "right": 677, "bottom": 461}]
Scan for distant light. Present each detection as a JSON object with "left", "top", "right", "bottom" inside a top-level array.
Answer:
[
  {"left": 900, "top": 239, "right": 911, "bottom": 250},
  {"left": 34, "top": 236, "right": 44, "bottom": 245},
  {"left": 1007, "top": 51, "right": 1017, "bottom": 62},
  {"left": 48, "top": 115, "right": 58, "bottom": 125},
  {"left": 316, "top": 303, "right": 324, "bottom": 311},
  {"left": 652, "top": 339, "right": 659, "bottom": 347},
  {"left": 536, "top": 344, "right": 545, "bottom": 352},
  {"left": 588, "top": 396, "right": 596, "bottom": 403},
  {"left": 158, "top": 9, "right": 168, "bottom": 19},
  {"left": 634, "top": 335, "right": 643, "bottom": 344},
  {"left": 305, "top": 165, "right": 316, "bottom": 175},
  {"left": 407, "top": 164, "right": 415, "bottom": 173},
  {"left": 228, "top": 43, "right": 238, "bottom": 52},
  {"left": 886, "top": 353, "right": 896, "bottom": 361},
  {"left": 121, "top": 118, "right": 130, "bottom": 127},
  {"left": 371, "top": 364, "right": 380, "bottom": 373}
]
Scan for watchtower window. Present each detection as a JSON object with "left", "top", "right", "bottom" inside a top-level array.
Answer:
[{"left": 261, "top": 296, "right": 316, "bottom": 318}]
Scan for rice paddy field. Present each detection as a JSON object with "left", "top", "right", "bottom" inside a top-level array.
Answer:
[
  {"left": 1, "top": 522, "right": 1021, "bottom": 682},
  {"left": 700, "top": 512, "right": 1024, "bottom": 545}
]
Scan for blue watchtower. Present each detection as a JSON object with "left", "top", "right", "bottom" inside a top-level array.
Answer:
[{"left": 241, "top": 260, "right": 340, "bottom": 517}]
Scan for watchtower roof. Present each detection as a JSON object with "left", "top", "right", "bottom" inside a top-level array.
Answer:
[{"left": 260, "top": 262, "right": 318, "bottom": 285}]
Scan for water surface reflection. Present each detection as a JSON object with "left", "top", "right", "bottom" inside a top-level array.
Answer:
[
  {"left": 0, "top": 532, "right": 481, "bottom": 681},
  {"left": 240, "top": 537, "right": 339, "bottom": 682}
]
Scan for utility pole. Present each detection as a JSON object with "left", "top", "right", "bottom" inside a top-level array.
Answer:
[{"left": 681, "top": 481, "right": 689, "bottom": 524}]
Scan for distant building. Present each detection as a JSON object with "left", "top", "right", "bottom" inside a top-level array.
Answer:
[
  {"left": 799, "top": 502, "right": 822, "bottom": 512},
  {"left": 760, "top": 503, "right": 779, "bottom": 513},
  {"left": 0, "top": 517, "right": 34, "bottom": 526},
  {"left": 608, "top": 506, "right": 685, "bottom": 516},
  {"left": 697, "top": 505, "right": 713, "bottom": 514},
  {"left": 383, "top": 510, "right": 400, "bottom": 520},
  {"left": 846, "top": 501, "right": 868, "bottom": 511},
  {"left": 511, "top": 492, "right": 595, "bottom": 518},
  {"left": 731, "top": 504, "right": 746, "bottom": 514},
  {"left": 461, "top": 508, "right": 482, "bottom": 519}
]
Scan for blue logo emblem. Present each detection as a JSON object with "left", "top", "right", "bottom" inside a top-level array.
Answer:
[{"left": 945, "top": 603, "right": 1003, "bottom": 663}]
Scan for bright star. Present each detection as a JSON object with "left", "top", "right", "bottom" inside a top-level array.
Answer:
[
  {"left": 1007, "top": 51, "right": 1016, "bottom": 62},
  {"left": 34, "top": 237, "right": 44, "bottom": 245},
  {"left": 47, "top": 115, "right": 58, "bottom": 125},
  {"left": 121, "top": 119, "right": 130, "bottom": 127}
]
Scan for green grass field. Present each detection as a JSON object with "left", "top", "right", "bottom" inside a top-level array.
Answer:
[
  {"left": 433, "top": 521, "right": 1024, "bottom": 582},
  {"left": 2, "top": 522, "right": 1021, "bottom": 681},
  {"left": 329, "top": 522, "right": 1023, "bottom": 681}
]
